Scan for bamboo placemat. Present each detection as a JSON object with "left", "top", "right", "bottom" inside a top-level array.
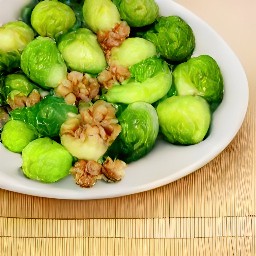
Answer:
[{"left": 1, "top": 0, "right": 256, "bottom": 255}]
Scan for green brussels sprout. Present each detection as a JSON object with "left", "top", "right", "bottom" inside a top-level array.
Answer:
[
  {"left": 58, "top": 28, "right": 107, "bottom": 74},
  {"left": 108, "top": 101, "right": 159, "bottom": 163},
  {"left": 1, "top": 119, "right": 37, "bottom": 153},
  {"left": 10, "top": 95, "right": 78, "bottom": 137},
  {"left": 0, "top": 21, "right": 34, "bottom": 53},
  {"left": 83, "top": 0, "right": 121, "bottom": 33},
  {"left": 0, "top": 51, "right": 21, "bottom": 73},
  {"left": 172, "top": 55, "right": 224, "bottom": 108},
  {"left": 22, "top": 137, "right": 73, "bottom": 183},
  {"left": 109, "top": 37, "right": 156, "bottom": 67},
  {"left": 0, "top": 21, "right": 34, "bottom": 72},
  {"left": 156, "top": 95, "right": 211, "bottom": 145},
  {"left": 59, "top": 0, "right": 86, "bottom": 31},
  {"left": 31, "top": 1, "right": 76, "bottom": 39},
  {"left": 141, "top": 16, "right": 195, "bottom": 63},
  {"left": 113, "top": 0, "right": 159, "bottom": 27},
  {"left": 103, "top": 56, "right": 172, "bottom": 104},
  {"left": 21, "top": 36, "right": 67, "bottom": 89},
  {"left": 3, "top": 73, "right": 39, "bottom": 106}
]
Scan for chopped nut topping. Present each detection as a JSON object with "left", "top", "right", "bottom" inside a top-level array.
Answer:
[
  {"left": 97, "top": 21, "right": 130, "bottom": 60},
  {"left": 8, "top": 89, "right": 41, "bottom": 110},
  {"left": 70, "top": 159, "right": 103, "bottom": 188},
  {"left": 97, "top": 64, "right": 131, "bottom": 89},
  {"left": 55, "top": 71, "right": 100, "bottom": 105},
  {"left": 61, "top": 100, "right": 121, "bottom": 147},
  {"left": 102, "top": 157, "right": 126, "bottom": 182},
  {"left": 70, "top": 157, "right": 127, "bottom": 188}
]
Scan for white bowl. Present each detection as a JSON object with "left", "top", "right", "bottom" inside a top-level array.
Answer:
[{"left": 0, "top": 0, "right": 249, "bottom": 199}]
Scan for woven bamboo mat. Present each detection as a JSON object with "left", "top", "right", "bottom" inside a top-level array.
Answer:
[{"left": 1, "top": 0, "right": 256, "bottom": 255}]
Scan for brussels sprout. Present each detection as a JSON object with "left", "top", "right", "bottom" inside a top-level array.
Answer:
[
  {"left": 172, "top": 55, "right": 224, "bottom": 108},
  {"left": 113, "top": 0, "right": 159, "bottom": 27},
  {"left": 83, "top": 0, "right": 121, "bottom": 33},
  {"left": 58, "top": 28, "right": 107, "bottom": 74},
  {"left": 108, "top": 101, "right": 159, "bottom": 163},
  {"left": 0, "top": 51, "right": 21, "bottom": 73},
  {"left": 3, "top": 73, "right": 39, "bottom": 107},
  {"left": 141, "top": 16, "right": 195, "bottom": 63},
  {"left": 0, "top": 21, "right": 34, "bottom": 72},
  {"left": 10, "top": 95, "right": 78, "bottom": 137},
  {"left": 109, "top": 37, "right": 156, "bottom": 67},
  {"left": 22, "top": 137, "right": 73, "bottom": 183},
  {"left": 59, "top": 0, "right": 85, "bottom": 31},
  {"left": 0, "top": 21, "right": 34, "bottom": 53},
  {"left": 156, "top": 95, "right": 211, "bottom": 145},
  {"left": 1, "top": 119, "right": 37, "bottom": 153},
  {"left": 103, "top": 56, "right": 172, "bottom": 104},
  {"left": 21, "top": 36, "right": 67, "bottom": 89},
  {"left": 31, "top": 1, "right": 76, "bottom": 39}
]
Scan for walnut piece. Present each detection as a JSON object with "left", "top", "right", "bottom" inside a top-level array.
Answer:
[
  {"left": 70, "top": 157, "right": 127, "bottom": 188},
  {"left": 102, "top": 157, "right": 126, "bottom": 182},
  {"left": 97, "top": 21, "right": 130, "bottom": 60},
  {"left": 70, "top": 159, "right": 103, "bottom": 188},
  {"left": 55, "top": 71, "right": 100, "bottom": 105},
  {"left": 97, "top": 64, "right": 131, "bottom": 89},
  {"left": 79, "top": 100, "right": 121, "bottom": 146},
  {"left": 8, "top": 89, "right": 41, "bottom": 110}
]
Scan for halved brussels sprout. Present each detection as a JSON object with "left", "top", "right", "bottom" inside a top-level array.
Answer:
[
  {"left": 156, "top": 95, "right": 211, "bottom": 145},
  {"left": 60, "top": 100, "right": 121, "bottom": 161},
  {"left": 0, "top": 21, "right": 34, "bottom": 53},
  {"left": 31, "top": 1, "right": 76, "bottom": 39},
  {"left": 1, "top": 119, "right": 37, "bottom": 153},
  {"left": 109, "top": 37, "right": 156, "bottom": 67},
  {"left": 83, "top": 0, "right": 121, "bottom": 33},
  {"left": 22, "top": 137, "right": 73, "bottom": 183},
  {"left": 113, "top": 0, "right": 159, "bottom": 27},
  {"left": 58, "top": 28, "right": 107, "bottom": 74},
  {"left": 21, "top": 36, "right": 67, "bottom": 89},
  {"left": 172, "top": 55, "right": 224, "bottom": 108},
  {"left": 142, "top": 16, "right": 195, "bottom": 63},
  {"left": 103, "top": 56, "right": 172, "bottom": 104},
  {"left": 0, "top": 21, "right": 34, "bottom": 72},
  {"left": 3, "top": 73, "right": 40, "bottom": 108},
  {"left": 108, "top": 101, "right": 159, "bottom": 163}
]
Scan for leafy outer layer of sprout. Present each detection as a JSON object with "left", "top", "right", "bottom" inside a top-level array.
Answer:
[
  {"left": 31, "top": 1, "right": 76, "bottom": 39},
  {"left": 0, "top": 51, "right": 21, "bottom": 73},
  {"left": 83, "top": 0, "right": 121, "bottom": 33},
  {"left": 58, "top": 28, "right": 107, "bottom": 74},
  {"left": 173, "top": 55, "right": 224, "bottom": 104},
  {"left": 10, "top": 95, "right": 78, "bottom": 137},
  {"left": 4, "top": 73, "right": 37, "bottom": 103},
  {"left": 143, "top": 16, "right": 195, "bottom": 62},
  {"left": 0, "top": 21, "right": 34, "bottom": 53},
  {"left": 156, "top": 95, "right": 211, "bottom": 145},
  {"left": 104, "top": 58, "right": 172, "bottom": 104},
  {"left": 22, "top": 137, "right": 73, "bottom": 183},
  {"left": 114, "top": 0, "right": 159, "bottom": 27},
  {"left": 117, "top": 101, "right": 159, "bottom": 163},
  {"left": 21, "top": 37, "right": 67, "bottom": 89},
  {"left": 1, "top": 119, "right": 37, "bottom": 153},
  {"left": 109, "top": 37, "right": 156, "bottom": 67}
]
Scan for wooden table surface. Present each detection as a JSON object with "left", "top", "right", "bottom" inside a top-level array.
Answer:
[{"left": 1, "top": 0, "right": 256, "bottom": 255}]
